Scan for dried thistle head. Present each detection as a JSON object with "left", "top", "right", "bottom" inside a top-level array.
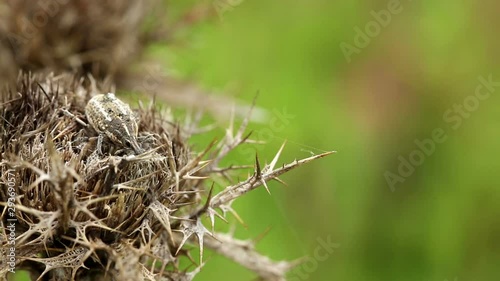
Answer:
[
  {"left": 0, "top": 0, "right": 161, "bottom": 85},
  {"left": 1, "top": 71, "right": 192, "bottom": 280},
  {"left": 0, "top": 72, "right": 333, "bottom": 281}
]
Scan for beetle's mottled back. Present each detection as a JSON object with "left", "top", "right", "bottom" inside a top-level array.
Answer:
[{"left": 85, "top": 93, "right": 142, "bottom": 153}]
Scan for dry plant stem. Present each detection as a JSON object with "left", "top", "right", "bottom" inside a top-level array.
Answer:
[
  {"left": 204, "top": 233, "right": 304, "bottom": 281},
  {"left": 211, "top": 150, "right": 335, "bottom": 209}
]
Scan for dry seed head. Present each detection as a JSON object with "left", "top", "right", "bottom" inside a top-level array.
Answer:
[
  {"left": 0, "top": 0, "right": 158, "bottom": 85},
  {"left": 0, "top": 72, "right": 333, "bottom": 281},
  {"left": 1, "top": 72, "right": 189, "bottom": 279}
]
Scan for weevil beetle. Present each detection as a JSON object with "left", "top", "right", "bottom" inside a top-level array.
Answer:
[{"left": 85, "top": 93, "right": 143, "bottom": 154}]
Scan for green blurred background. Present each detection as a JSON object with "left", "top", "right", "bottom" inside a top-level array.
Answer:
[
  {"left": 161, "top": 0, "right": 499, "bottom": 280},
  {"left": 14, "top": 0, "right": 500, "bottom": 280}
]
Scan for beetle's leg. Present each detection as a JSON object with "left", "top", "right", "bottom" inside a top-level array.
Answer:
[{"left": 97, "top": 134, "right": 104, "bottom": 155}]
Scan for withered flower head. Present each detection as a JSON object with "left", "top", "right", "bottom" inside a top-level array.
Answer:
[{"left": 0, "top": 73, "right": 332, "bottom": 280}]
